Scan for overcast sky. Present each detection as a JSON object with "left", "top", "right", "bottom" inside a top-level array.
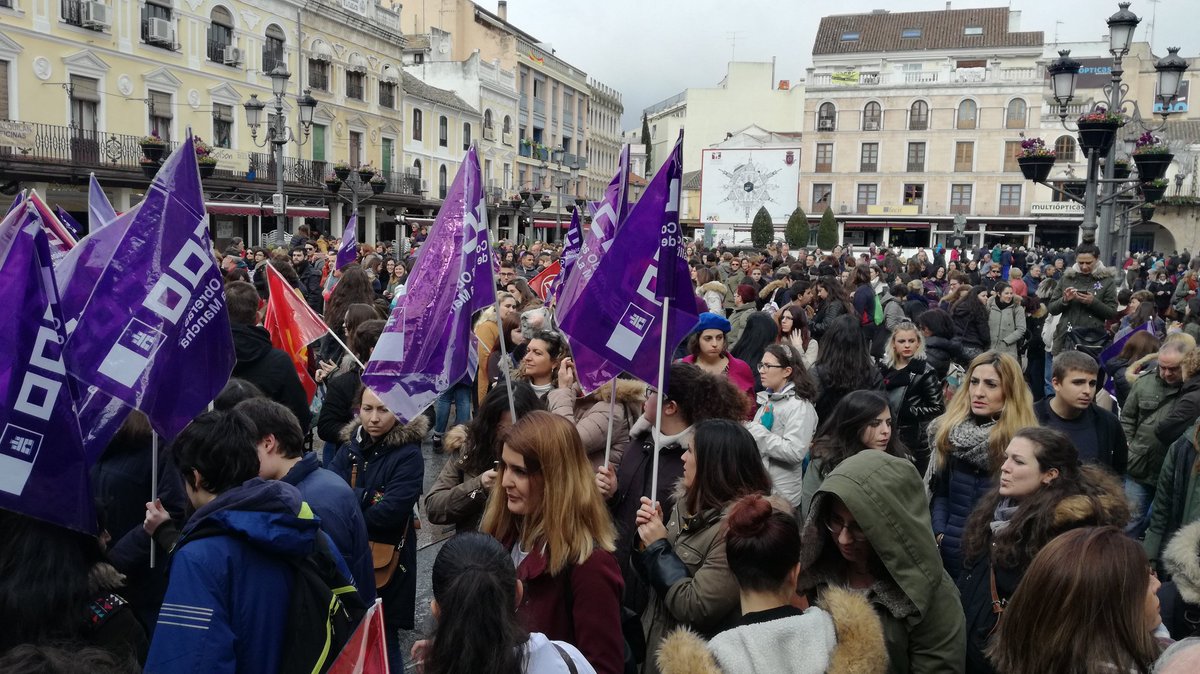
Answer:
[{"left": 500, "top": 0, "right": 1198, "bottom": 130}]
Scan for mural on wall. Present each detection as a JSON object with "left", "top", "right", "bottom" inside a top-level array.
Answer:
[{"left": 699, "top": 147, "right": 800, "bottom": 225}]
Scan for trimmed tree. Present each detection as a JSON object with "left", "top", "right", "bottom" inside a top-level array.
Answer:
[
  {"left": 751, "top": 206, "right": 774, "bottom": 249},
  {"left": 817, "top": 207, "right": 839, "bottom": 249},
  {"left": 641, "top": 113, "right": 653, "bottom": 172},
  {"left": 785, "top": 207, "right": 809, "bottom": 248}
]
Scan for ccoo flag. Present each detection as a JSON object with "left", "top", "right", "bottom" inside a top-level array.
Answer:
[
  {"left": 556, "top": 146, "right": 632, "bottom": 392},
  {"left": 555, "top": 209, "right": 584, "bottom": 296},
  {"left": 558, "top": 133, "right": 696, "bottom": 387},
  {"left": 362, "top": 146, "right": 494, "bottom": 423},
  {"left": 63, "top": 134, "right": 236, "bottom": 439},
  {"left": 337, "top": 213, "right": 359, "bottom": 270},
  {"left": 89, "top": 173, "right": 118, "bottom": 231},
  {"left": 264, "top": 263, "right": 331, "bottom": 403},
  {"left": 0, "top": 201, "right": 97, "bottom": 533}
]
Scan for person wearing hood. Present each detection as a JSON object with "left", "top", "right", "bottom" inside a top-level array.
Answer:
[
  {"left": 145, "top": 409, "right": 348, "bottom": 673},
  {"left": 985, "top": 282, "right": 1026, "bottom": 360},
  {"left": 696, "top": 267, "right": 729, "bottom": 316},
  {"left": 1160, "top": 521, "right": 1200, "bottom": 639},
  {"left": 957, "top": 428, "right": 1130, "bottom": 674},
  {"left": 744, "top": 344, "right": 819, "bottom": 508},
  {"left": 1047, "top": 243, "right": 1119, "bottom": 356},
  {"left": 238, "top": 398, "right": 375, "bottom": 604},
  {"left": 329, "top": 386, "right": 427, "bottom": 670},
  {"left": 225, "top": 281, "right": 312, "bottom": 430},
  {"left": 798, "top": 450, "right": 966, "bottom": 674},
  {"left": 547, "top": 366, "right": 646, "bottom": 471},
  {"left": 655, "top": 494, "right": 888, "bottom": 674}
]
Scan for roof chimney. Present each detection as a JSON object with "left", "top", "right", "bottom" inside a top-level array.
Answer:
[{"left": 498, "top": 0, "right": 508, "bottom": 21}]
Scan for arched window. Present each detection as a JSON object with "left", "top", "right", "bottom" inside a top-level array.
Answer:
[
  {"left": 862, "top": 101, "right": 881, "bottom": 130},
  {"left": 1055, "top": 135, "right": 1077, "bottom": 163},
  {"left": 208, "top": 8, "right": 234, "bottom": 63},
  {"left": 412, "top": 108, "right": 423, "bottom": 141},
  {"left": 817, "top": 102, "right": 837, "bottom": 131},
  {"left": 909, "top": 100, "right": 929, "bottom": 130},
  {"left": 438, "top": 115, "right": 448, "bottom": 147},
  {"left": 1006, "top": 98, "right": 1027, "bottom": 129},
  {"left": 438, "top": 164, "right": 448, "bottom": 199},
  {"left": 412, "top": 158, "right": 422, "bottom": 181},
  {"left": 957, "top": 99, "right": 977, "bottom": 129},
  {"left": 503, "top": 115, "right": 512, "bottom": 133},
  {"left": 462, "top": 122, "right": 471, "bottom": 150},
  {"left": 263, "top": 24, "right": 285, "bottom": 73},
  {"left": 483, "top": 109, "right": 493, "bottom": 129}
]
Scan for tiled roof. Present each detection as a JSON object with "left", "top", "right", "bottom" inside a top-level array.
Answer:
[
  {"left": 401, "top": 72, "right": 476, "bottom": 114},
  {"left": 813, "top": 7, "right": 1042, "bottom": 56},
  {"left": 1160, "top": 120, "right": 1200, "bottom": 145},
  {"left": 682, "top": 170, "right": 702, "bottom": 190},
  {"left": 404, "top": 34, "right": 430, "bottom": 52}
]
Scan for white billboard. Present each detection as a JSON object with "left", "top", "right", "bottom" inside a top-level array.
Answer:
[{"left": 699, "top": 147, "right": 801, "bottom": 227}]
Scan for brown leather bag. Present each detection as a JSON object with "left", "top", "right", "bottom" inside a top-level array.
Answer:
[{"left": 371, "top": 540, "right": 401, "bottom": 589}]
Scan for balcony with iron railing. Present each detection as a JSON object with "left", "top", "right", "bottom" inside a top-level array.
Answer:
[
  {"left": 806, "top": 66, "right": 1042, "bottom": 90},
  {"left": 0, "top": 120, "right": 427, "bottom": 199}
]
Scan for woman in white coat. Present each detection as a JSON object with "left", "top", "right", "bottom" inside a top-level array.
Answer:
[
  {"left": 744, "top": 343, "right": 819, "bottom": 507},
  {"left": 987, "top": 281, "right": 1027, "bottom": 359}
]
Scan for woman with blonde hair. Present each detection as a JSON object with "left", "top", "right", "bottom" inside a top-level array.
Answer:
[
  {"left": 879, "top": 320, "right": 944, "bottom": 476},
  {"left": 481, "top": 411, "right": 624, "bottom": 674},
  {"left": 987, "top": 526, "right": 1163, "bottom": 674},
  {"left": 928, "top": 351, "right": 1037, "bottom": 577}
]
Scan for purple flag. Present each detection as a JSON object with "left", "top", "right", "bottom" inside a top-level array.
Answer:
[
  {"left": 1100, "top": 322, "right": 1154, "bottom": 395},
  {"left": 6, "top": 190, "right": 23, "bottom": 215},
  {"left": 63, "top": 134, "right": 235, "bottom": 439},
  {"left": 559, "top": 134, "right": 696, "bottom": 387},
  {"left": 557, "top": 146, "right": 632, "bottom": 392},
  {"left": 554, "top": 209, "right": 583, "bottom": 300},
  {"left": 89, "top": 173, "right": 117, "bottom": 231},
  {"left": 0, "top": 201, "right": 97, "bottom": 534},
  {"left": 362, "top": 147, "right": 494, "bottom": 423},
  {"left": 55, "top": 206, "right": 82, "bottom": 239},
  {"left": 337, "top": 213, "right": 358, "bottom": 270}
]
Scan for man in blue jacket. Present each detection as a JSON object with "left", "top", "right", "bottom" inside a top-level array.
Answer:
[
  {"left": 237, "top": 397, "right": 376, "bottom": 603},
  {"left": 145, "top": 410, "right": 319, "bottom": 674}
]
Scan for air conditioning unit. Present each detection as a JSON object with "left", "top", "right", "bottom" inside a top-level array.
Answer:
[
  {"left": 818, "top": 119, "right": 835, "bottom": 131},
  {"left": 420, "top": 180, "right": 429, "bottom": 193},
  {"left": 223, "top": 45, "right": 242, "bottom": 65},
  {"left": 864, "top": 120, "right": 880, "bottom": 131},
  {"left": 82, "top": 1, "right": 111, "bottom": 29},
  {"left": 148, "top": 17, "right": 172, "bottom": 45}
]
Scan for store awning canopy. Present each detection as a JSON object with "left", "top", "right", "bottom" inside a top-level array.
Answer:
[
  {"left": 532, "top": 219, "right": 567, "bottom": 229},
  {"left": 843, "top": 221, "right": 930, "bottom": 229},
  {"left": 205, "top": 202, "right": 329, "bottom": 219}
]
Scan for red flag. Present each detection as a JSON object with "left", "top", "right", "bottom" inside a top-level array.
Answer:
[
  {"left": 263, "top": 264, "right": 330, "bottom": 402},
  {"left": 328, "top": 599, "right": 389, "bottom": 674},
  {"left": 528, "top": 260, "right": 561, "bottom": 301}
]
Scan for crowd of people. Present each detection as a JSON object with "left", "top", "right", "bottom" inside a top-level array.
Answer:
[{"left": 9, "top": 230, "right": 1200, "bottom": 674}]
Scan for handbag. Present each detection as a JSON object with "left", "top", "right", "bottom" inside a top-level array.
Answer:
[
  {"left": 351, "top": 462, "right": 409, "bottom": 589},
  {"left": 1063, "top": 323, "right": 1110, "bottom": 363}
]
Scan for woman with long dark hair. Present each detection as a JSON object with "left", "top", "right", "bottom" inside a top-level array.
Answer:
[
  {"left": 656, "top": 494, "right": 888, "bottom": 674},
  {"left": 1103, "top": 330, "right": 1162, "bottom": 409},
  {"left": 319, "top": 264, "right": 376, "bottom": 363},
  {"left": 425, "top": 383, "right": 546, "bottom": 531},
  {"left": 418, "top": 532, "right": 595, "bottom": 673},
  {"left": 507, "top": 277, "right": 542, "bottom": 313},
  {"left": 800, "top": 390, "right": 908, "bottom": 522},
  {"left": 957, "top": 428, "right": 1129, "bottom": 674},
  {"left": 744, "top": 343, "right": 819, "bottom": 507},
  {"left": 635, "top": 419, "right": 772, "bottom": 674},
  {"left": 729, "top": 312, "right": 779, "bottom": 392},
  {"left": 987, "top": 527, "right": 1163, "bottom": 674},
  {"left": 481, "top": 412, "right": 624, "bottom": 674},
  {"left": 515, "top": 329, "right": 568, "bottom": 400},
  {"left": 951, "top": 285, "right": 991, "bottom": 360},
  {"left": 808, "top": 315, "right": 883, "bottom": 421},
  {"left": 810, "top": 278, "right": 853, "bottom": 342}
]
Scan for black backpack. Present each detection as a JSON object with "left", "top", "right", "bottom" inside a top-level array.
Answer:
[{"left": 184, "top": 522, "right": 368, "bottom": 674}]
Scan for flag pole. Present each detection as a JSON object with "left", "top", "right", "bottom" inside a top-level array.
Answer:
[
  {"left": 603, "top": 378, "right": 618, "bottom": 469},
  {"left": 150, "top": 432, "right": 158, "bottom": 569},
  {"left": 492, "top": 300, "right": 517, "bottom": 422},
  {"left": 267, "top": 264, "right": 363, "bottom": 369},
  {"left": 648, "top": 297, "right": 671, "bottom": 504}
]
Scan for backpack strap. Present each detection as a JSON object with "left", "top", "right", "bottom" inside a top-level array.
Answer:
[
  {"left": 85, "top": 592, "right": 129, "bottom": 632},
  {"left": 552, "top": 643, "right": 579, "bottom": 674}
]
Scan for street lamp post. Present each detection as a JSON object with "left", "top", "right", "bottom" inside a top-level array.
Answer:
[
  {"left": 510, "top": 184, "right": 551, "bottom": 244},
  {"left": 1033, "top": 2, "right": 1188, "bottom": 260},
  {"left": 547, "top": 147, "right": 580, "bottom": 241},
  {"left": 326, "top": 168, "right": 386, "bottom": 240},
  {"left": 244, "top": 64, "right": 317, "bottom": 236}
]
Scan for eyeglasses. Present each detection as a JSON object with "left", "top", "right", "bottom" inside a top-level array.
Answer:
[
  {"left": 825, "top": 516, "right": 868, "bottom": 542},
  {"left": 757, "top": 362, "right": 786, "bottom": 370},
  {"left": 645, "top": 385, "right": 658, "bottom": 397}
]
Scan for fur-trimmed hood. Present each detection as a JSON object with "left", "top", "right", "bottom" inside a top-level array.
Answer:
[
  {"left": 759, "top": 278, "right": 790, "bottom": 299},
  {"left": 655, "top": 587, "right": 888, "bottom": 674},
  {"left": 699, "top": 280, "right": 730, "bottom": 297},
  {"left": 576, "top": 377, "right": 646, "bottom": 407},
  {"left": 88, "top": 561, "right": 127, "bottom": 595},
  {"left": 339, "top": 414, "right": 430, "bottom": 448},
  {"left": 1165, "top": 521, "right": 1200, "bottom": 604},
  {"left": 440, "top": 423, "right": 470, "bottom": 455},
  {"left": 1051, "top": 464, "right": 1131, "bottom": 529}
]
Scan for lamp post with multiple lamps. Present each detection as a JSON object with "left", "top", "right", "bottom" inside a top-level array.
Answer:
[
  {"left": 1029, "top": 2, "right": 1188, "bottom": 260},
  {"left": 243, "top": 64, "right": 318, "bottom": 235},
  {"left": 546, "top": 148, "right": 581, "bottom": 239},
  {"left": 509, "top": 183, "right": 552, "bottom": 244},
  {"left": 325, "top": 162, "right": 388, "bottom": 244}
]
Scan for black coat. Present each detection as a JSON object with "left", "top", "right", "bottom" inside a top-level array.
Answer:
[
  {"left": 880, "top": 358, "right": 944, "bottom": 455},
  {"left": 1156, "top": 377, "right": 1200, "bottom": 449},
  {"left": 294, "top": 261, "right": 325, "bottom": 316},
  {"left": 951, "top": 302, "right": 990, "bottom": 350},
  {"left": 1104, "top": 356, "right": 1136, "bottom": 408},
  {"left": 231, "top": 323, "right": 313, "bottom": 429},
  {"left": 924, "top": 335, "right": 964, "bottom": 379},
  {"left": 317, "top": 366, "right": 361, "bottom": 444},
  {"left": 809, "top": 300, "right": 847, "bottom": 341}
]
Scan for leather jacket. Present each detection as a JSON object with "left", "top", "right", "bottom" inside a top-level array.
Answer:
[{"left": 880, "top": 358, "right": 944, "bottom": 451}]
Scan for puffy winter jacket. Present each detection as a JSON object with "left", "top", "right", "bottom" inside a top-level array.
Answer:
[
  {"left": 930, "top": 456, "right": 993, "bottom": 579},
  {"left": 546, "top": 379, "right": 644, "bottom": 470},
  {"left": 231, "top": 323, "right": 313, "bottom": 429},
  {"left": 1048, "top": 262, "right": 1120, "bottom": 354},
  {"left": 1121, "top": 368, "right": 1185, "bottom": 485},
  {"left": 744, "top": 385, "right": 819, "bottom": 506},
  {"left": 986, "top": 298, "right": 1026, "bottom": 359},
  {"left": 922, "top": 336, "right": 964, "bottom": 379},
  {"left": 1144, "top": 422, "right": 1200, "bottom": 565}
]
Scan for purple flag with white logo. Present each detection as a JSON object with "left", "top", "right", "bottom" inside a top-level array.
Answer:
[
  {"left": 337, "top": 213, "right": 359, "bottom": 270},
  {"left": 63, "top": 134, "right": 235, "bottom": 439},
  {"left": 55, "top": 206, "right": 82, "bottom": 240},
  {"left": 362, "top": 147, "right": 494, "bottom": 423},
  {"left": 0, "top": 201, "right": 97, "bottom": 534},
  {"left": 553, "top": 209, "right": 583, "bottom": 301},
  {"left": 557, "top": 146, "right": 632, "bottom": 392},
  {"left": 559, "top": 134, "right": 696, "bottom": 387},
  {"left": 89, "top": 173, "right": 117, "bottom": 232}
]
